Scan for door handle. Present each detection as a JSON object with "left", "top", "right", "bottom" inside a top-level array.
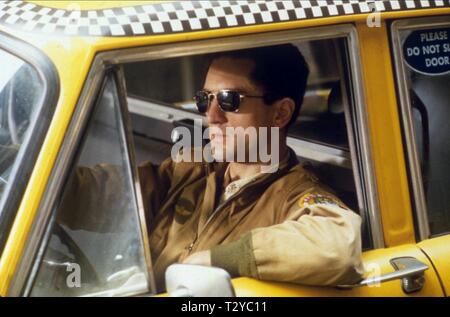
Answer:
[{"left": 338, "top": 257, "right": 429, "bottom": 293}]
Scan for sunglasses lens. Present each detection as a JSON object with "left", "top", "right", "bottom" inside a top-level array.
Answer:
[
  {"left": 194, "top": 91, "right": 209, "bottom": 113},
  {"left": 217, "top": 91, "right": 240, "bottom": 112}
]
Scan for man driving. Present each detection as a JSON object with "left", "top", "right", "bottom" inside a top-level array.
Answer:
[
  {"left": 137, "top": 44, "right": 364, "bottom": 291},
  {"left": 58, "top": 44, "right": 363, "bottom": 293}
]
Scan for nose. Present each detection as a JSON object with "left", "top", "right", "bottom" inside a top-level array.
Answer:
[{"left": 206, "top": 97, "right": 227, "bottom": 125}]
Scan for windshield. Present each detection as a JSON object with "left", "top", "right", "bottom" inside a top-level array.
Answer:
[{"left": 0, "top": 49, "right": 44, "bottom": 203}]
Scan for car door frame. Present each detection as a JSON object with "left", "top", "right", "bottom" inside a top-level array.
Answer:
[
  {"left": 7, "top": 64, "right": 155, "bottom": 296},
  {"left": 390, "top": 15, "right": 450, "bottom": 296},
  {"left": 0, "top": 30, "right": 60, "bottom": 255},
  {"left": 390, "top": 15, "right": 450, "bottom": 241},
  {"left": 10, "top": 23, "right": 384, "bottom": 296}
]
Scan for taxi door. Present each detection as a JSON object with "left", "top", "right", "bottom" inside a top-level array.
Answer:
[
  {"left": 119, "top": 20, "right": 446, "bottom": 297},
  {"left": 391, "top": 16, "right": 450, "bottom": 297},
  {"left": 225, "top": 19, "right": 448, "bottom": 297}
]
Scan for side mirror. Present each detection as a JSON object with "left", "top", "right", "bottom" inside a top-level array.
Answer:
[{"left": 165, "top": 264, "right": 236, "bottom": 297}]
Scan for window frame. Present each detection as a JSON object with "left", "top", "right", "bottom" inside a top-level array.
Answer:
[
  {"left": 124, "top": 35, "right": 376, "bottom": 249},
  {"left": 391, "top": 16, "right": 450, "bottom": 241},
  {"left": 0, "top": 31, "right": 60, "bottom": 255},
  {"left": 9, "top": 24, "right": 383, "bottom": 296},
  {"left": 105, "top": 25, "right": 383, "bottom": 247},
  {"left": 32, "top": 70, "right": 154, "bottom": 297},
  {"left": 23, "top": 70, "right": 155, "bottom": 297}
]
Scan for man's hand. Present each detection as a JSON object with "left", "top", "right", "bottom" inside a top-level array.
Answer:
[{"left": 182, "top": 250, "right": 212, "bottom": 266}]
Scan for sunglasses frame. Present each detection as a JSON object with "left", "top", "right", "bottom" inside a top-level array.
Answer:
[{"left": 194, "top": 89, "right": 265, "bottom": 113}]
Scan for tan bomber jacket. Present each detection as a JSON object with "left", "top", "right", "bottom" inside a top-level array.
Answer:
[
  {"left": 59, "top": 147, "right": 364, "bottom": 292},
  {"left": 138, "top": 148, "right": 365, "bottom": 290}
]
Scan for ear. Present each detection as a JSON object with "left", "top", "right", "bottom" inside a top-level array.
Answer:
[{"left": 272, "top": 98, "right": 295, "bottom": 130}]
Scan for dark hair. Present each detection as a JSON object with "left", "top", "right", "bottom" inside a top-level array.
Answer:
[{"left": 210, "top": 44, "right": 310, "bottom": 127}]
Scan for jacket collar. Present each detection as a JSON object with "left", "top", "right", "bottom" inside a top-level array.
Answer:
[
  {"left": 207, "top": 147, "right": 298, "bottom": 177},
  {"left": 200, "top": 147, "right": 299, "bottom": 218},
  {"left": 196, "top": 147, "right": 300, "bottom": 245}
]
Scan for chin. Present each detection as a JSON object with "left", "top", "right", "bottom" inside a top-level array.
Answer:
[{"left": 210, "top": 144, "right": 225, "bottom": 161}]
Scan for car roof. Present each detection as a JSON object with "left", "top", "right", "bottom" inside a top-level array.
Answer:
[{"left": 1, "top": 0, "right": 449, "bottom": 39}]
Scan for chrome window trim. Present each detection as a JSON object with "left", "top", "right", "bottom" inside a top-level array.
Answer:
[
  {"left": 334, "top": 38, "right": 373, "bottom": 247},
  {"left": 344, "top": 26, "right": 383, "bottom": 248},
  {"left": 12, "top": 23, "right": 383, "bottom": 296},
  {"left": 10, "top": 58, "right": 108, "bottom": 297},
  {"left": 21, "top": 70, "right": 155, "bottom": 297},
  {"left": 115, "top": 66, "right": 156, "bottom": 293},
  {"left": 0, "top": 31, "right": 60, "bottom": 254},
  {"left": 391, "top": 16, "right": 450, "bottom": 241}
]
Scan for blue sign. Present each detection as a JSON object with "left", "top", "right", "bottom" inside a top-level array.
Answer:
[{"left": 403, "top": 27, "right": 450, "bottom": 76}]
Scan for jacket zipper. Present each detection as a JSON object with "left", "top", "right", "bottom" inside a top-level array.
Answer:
[
  {"left": 186, "top": 157, "right": 293, "bottom": 254},
  {"left": 186, "top": 187, "right": 247, "bottom": 254},
  {"left": 186, "top": 175, "right": 270, "bottom": 254}
]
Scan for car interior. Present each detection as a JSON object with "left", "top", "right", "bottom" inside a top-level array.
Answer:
[
  {"left": 118, "top": 39, "right": 370, "bottom": 249},
  {"left": 410, "top": 72, "right": 450, "bottom": 237},
  {"left": 121, "top": 38, "right": 371, "bottom": 249}
]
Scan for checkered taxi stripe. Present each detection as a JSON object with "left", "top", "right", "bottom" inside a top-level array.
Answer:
[{"left": 0, "top": 1, "right": 449, "bottom": 37}]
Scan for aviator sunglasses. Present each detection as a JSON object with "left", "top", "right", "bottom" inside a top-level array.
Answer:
[{"left": 194, "top": 89, "right": 266, "bottom": 113}]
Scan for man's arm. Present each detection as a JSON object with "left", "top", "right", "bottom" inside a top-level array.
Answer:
[
  {"left": 138, "top": 157, "right": 176, "bottom": 224},
  {"left": 57, "top": 157, "right": 175, "bottom": 232},
  {"left": 56, "top": 164, "right": 126, "bottom": 232},
  {"left": 208, "top": 189, "right": 365, "bottom": 286}
]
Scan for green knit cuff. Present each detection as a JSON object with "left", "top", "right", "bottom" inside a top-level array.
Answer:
[{"left": 210, "top": 233, "right": 258, "bottom": 278}]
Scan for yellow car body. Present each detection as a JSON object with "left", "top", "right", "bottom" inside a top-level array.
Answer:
[{"left": 0, "top": 0, "right": 449, "bottom": 297}]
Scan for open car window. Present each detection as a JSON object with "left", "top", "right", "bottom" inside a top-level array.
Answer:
[
  {"left": 125, "top": 40, "right": 349, "bottom": 150},
  {"left": 0, "top": 33, "right": 58, "bottom": 255},
  {"left": 392, "top": 18, "right": 450, "bottom": 239},
  {"left": 29, "top": 73, "right": 152, "bottom": 297},
  {"left": 123, "top": 37, "right": 374, "bottom": 250}
]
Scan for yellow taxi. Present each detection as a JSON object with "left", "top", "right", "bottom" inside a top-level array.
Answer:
[{"left": 0, "top": 0, "right": 449, "bottom": 297}]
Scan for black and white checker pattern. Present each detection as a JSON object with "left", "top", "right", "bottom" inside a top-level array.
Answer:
[{"left": 0, "top": 1, "right": 449, "bottom": 37}]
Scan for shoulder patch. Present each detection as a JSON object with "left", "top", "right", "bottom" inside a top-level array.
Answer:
[{"left": 298, "top": 193, "right": 346, "bottom": 209}]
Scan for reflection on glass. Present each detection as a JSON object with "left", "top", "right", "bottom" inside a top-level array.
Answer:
[
  {"left": 0, "top": 49, "right": 43, "bottom": 203},
  {"left": 401, "top": 27, "right": 450, "bottom": 236},
  {"left": 31, "top": 76, "right": 149, "bottom": 297}
]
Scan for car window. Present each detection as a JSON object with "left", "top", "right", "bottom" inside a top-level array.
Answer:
[
  {"left": 392, "top": 20, "right": 450, "bottom": 238},
  {"left": 125, "top": 40, "right": 348, "bottom": 150},
  {"left": 0, "top": 49, "right": 43, "bottom": 216},
  {"left": 0, "top": 35, "right": 59, "bottom": 255},
  {"left": 123, "top": 37, "right": 375, "bottom": 250},
  {"left": 29, "top": 74, "right": 151, "bottom": 297}
]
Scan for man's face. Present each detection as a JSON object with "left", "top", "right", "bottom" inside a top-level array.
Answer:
[{"left": 203, "top": 57, "right": 277, "bottom": 162}]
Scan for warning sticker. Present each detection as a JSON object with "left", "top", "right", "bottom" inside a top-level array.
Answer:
[{"left": 403, "top": 27, "right": 450, "bottom": 76}]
